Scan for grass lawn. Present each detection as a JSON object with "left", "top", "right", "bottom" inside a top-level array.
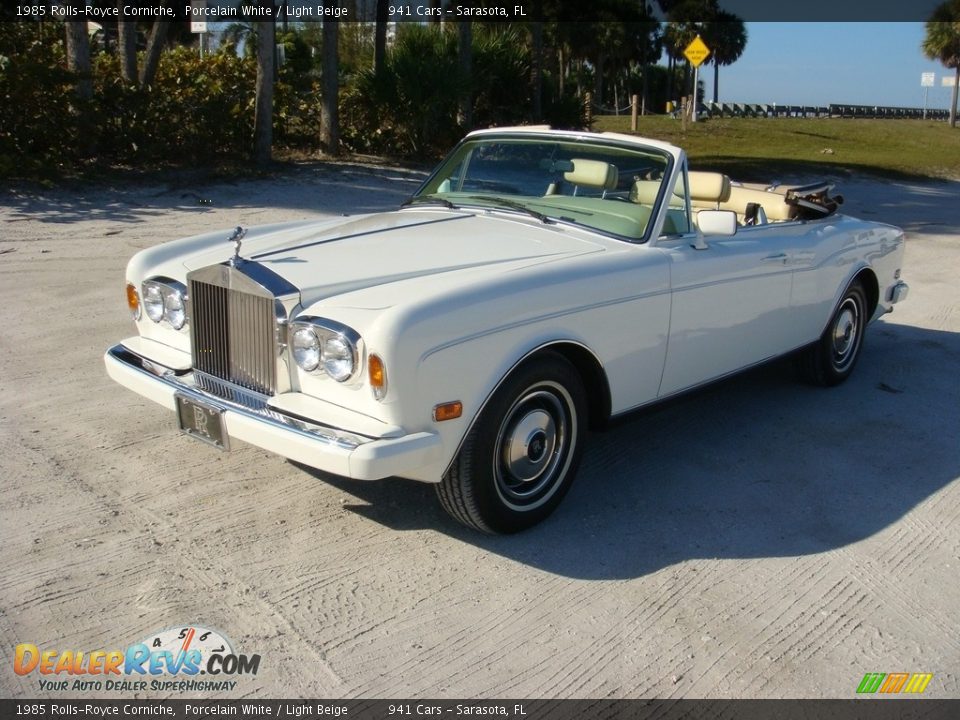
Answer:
[{"left": 593, "top": 115, "right": 960, "bottom": 182}]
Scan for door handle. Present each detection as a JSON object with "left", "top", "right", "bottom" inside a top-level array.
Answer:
[{"left": 762, "top": 253, "right": 788, "bottom": 264}]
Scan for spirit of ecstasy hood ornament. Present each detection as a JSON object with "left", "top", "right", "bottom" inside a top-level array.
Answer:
[{"left": 227, "top": 226, "right": 247, "bottom": 267}]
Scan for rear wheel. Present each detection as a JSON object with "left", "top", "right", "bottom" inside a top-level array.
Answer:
[
  {"left": 797, "top": 280, "right": 867, "bottom": 386},
  {"left": 436, "top": 353, "right": 587, "bottom": 533}
]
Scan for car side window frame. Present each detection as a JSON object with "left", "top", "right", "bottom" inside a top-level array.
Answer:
[{"left": 655, "top": 161, "right": 694, "bottom": 241}]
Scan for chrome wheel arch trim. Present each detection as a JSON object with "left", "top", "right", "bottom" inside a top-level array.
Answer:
[{"left": 441, "top": 339, "right": 603, "bottom": 479}]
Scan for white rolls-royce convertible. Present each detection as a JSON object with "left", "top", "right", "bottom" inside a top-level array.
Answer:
[{"left": 105, "top": 127, "right": 909, "bottom": 533}]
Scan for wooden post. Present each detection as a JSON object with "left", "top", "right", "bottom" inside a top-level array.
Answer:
[
  {"left": 691, "top": 65, "right": 699, "bottom": 123},
  {"left": 584, "top": 92, "right": 592, "bottom": 126},
  {"left": 631, "top": 94, "right": 638, "bottom": 132}
]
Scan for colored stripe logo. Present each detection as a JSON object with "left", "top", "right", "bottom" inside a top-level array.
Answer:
[{"left": 857, "top": 672, "right": 933, "bottom": 694}]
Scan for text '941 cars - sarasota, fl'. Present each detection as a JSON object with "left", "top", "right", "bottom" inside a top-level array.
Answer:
[{"left": 105, "top": 127, "right": 909, "bottom": 533}]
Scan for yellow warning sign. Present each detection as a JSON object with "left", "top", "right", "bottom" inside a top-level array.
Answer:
[{"left": 683, "top": 35, "right": 711, "bottom": 68}]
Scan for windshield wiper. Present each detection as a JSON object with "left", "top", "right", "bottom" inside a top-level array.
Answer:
[
  {"left": 465, "top": 195, "right": 554, "bottom": 224},
  {"left": 401, "top": 195, "right": 457, "bottom": 209}
]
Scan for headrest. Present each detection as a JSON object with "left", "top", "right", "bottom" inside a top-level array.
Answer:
[
  {"left": 564, "top": 159, "right": 619, "bottom": 190},
  {"left": 688, "top": 171, "right": 731, "bottom": 203},
  {"left": 630, "top": 180, "right": 684, "bottom": 207}
]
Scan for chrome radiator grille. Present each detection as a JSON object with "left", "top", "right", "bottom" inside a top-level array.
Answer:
[{"left": 189, "top": 279, "right": 277, "bottom": 396}]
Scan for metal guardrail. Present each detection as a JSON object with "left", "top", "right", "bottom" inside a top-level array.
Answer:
[{"left": 697, "top": 102, "right": 950, "bottom": 120}]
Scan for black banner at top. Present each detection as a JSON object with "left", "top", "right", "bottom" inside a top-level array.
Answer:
[{"left": 2, "top": 0, "right": 953, "bottom": 24}]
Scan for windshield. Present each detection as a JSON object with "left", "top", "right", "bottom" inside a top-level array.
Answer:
[{"left": 413, "top": 135, "right": 674, "bottom": 242}]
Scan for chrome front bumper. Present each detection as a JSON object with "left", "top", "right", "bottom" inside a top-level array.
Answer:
[{"left": 104, "top": 343, "right": 441, "bottom": 482}]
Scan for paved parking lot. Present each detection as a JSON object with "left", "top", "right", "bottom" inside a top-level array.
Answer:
[{"left": 1, "top": 167, "right": 958, "bottom": 699}]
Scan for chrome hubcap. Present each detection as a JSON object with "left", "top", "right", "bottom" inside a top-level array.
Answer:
[
  {"left": 831, "top": 297, "right": 860, "bottom": 370},
  {"left": 494, "top": 386, "right": 573, "bottom": 510},
  {"left": 503, "top": 409, "right": 557, "bottom": 482}
]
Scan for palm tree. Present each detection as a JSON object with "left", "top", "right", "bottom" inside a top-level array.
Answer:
[
  {"left": 374, "top": 0, "right": 389, "bottom": 73},
  {"left": 702, "top": 10, "right": 747, "bottom": 103},
  {"left": 320, "top": 7, "right": 339, "bottom": 154},
  {"left": 64, "top": 14, "right": 91, "bottom": 101},
  {"left": 663, "top": 0, "right": 745, "bottom": 108},
  {"left": 458, "top": 21, "right": 473, "bottom": 128},
  {"left": 922, "top": 0, "right": 960, "bottom": 128},
  {"left": 118, "top": 6, "right": 137, "bottom": 84},
  {"left": 254, "top": 16, "right": 275, "bottom": 165},
  {"left": 567, "top": 0, "right": 658, "bottom": 110},
  {"left": 139, "top": 16, "right": 171, "bottom": 87},
  {"left": 661, "top": 20, "right": 698, "bottom": 106},
  {"left": 222, "top": 22, "right": 258, "bottom": 58},
  {"left": 529, "top": 18, "right": 543, "bottom": 122}
]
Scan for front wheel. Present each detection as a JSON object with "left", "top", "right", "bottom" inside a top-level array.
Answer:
[
  {"left": 797, "top": 280, "right": 868, "bottom": 386},
  {"left": 436, "top": 353, "right": 587, "bottom": 534}
]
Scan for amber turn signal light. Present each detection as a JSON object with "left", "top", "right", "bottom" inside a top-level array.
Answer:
[
  {"left": 126, "top": 283, "right": 141, "bottom": 320},
  {"left": 433, "top": 401, "right": 463, "bottom": 422},
  {"left": 368, "top": 354, "right": 387, "bottom": 400}
]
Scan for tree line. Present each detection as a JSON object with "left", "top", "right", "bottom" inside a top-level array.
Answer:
[
  {"left": 1, "top": 0, "right": 750, "bottom": 177},
  {"left": 2, "top": 0, "right": 957, "bottom": 180}
]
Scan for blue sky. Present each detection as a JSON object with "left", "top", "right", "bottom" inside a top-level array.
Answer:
[
  {"left": 708, "top": 23, "right": 955, "bottom": 109},
  {"left": 211, "top": 19, "right": 955, "bottom": 111}
]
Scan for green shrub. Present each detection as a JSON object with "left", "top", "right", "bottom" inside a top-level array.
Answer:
[
  {"left": 342, "top": 25, "right": 586, "bottom": 158},
  {"left": 92, "top": 47, "right": 257, "bottom": 166},
  {"left": 470, "top": 27, "right": 531, "bottom": 128},
  {"left": 0, "top": 27, "right": 330, "bottom": 179},
  {"left": 343, "top": 25, "right": 466, "bottom": 157},
  {"left": 0, "top": 23, "right": 85, "bottom": 179},
  {"left": 0, "top": 22, "right": 588, "bottom": 179}
]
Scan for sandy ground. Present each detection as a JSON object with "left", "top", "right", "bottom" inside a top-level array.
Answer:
[{"left": 0, "top": 164, "right": 958, "bottom": 700}]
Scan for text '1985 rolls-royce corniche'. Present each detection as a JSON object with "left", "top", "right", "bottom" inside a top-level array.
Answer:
[{"left": 105, "top": 127, "right": 909, "bottom": 533}]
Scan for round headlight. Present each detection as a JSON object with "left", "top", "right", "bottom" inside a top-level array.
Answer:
[
  {"left": 292, "top": 327, "right": 321, "bottom": 372},
  {"left": 143, "top": 284, "right": 164, "bottom": 323},
  {"left": 323, "top": 334, "right": 355, "bottom": 382},
  {"left": 163, "top": 290, "right": 186, "bottom": 330}
]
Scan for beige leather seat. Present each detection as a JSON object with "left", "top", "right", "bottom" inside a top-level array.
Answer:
[
  {"left": 631, "top": 171, "right": 730, "bottom": 208},
  {"left": 629, "top": 170, "right": 796, "bottom": 229},
  {"left": 564, "top": 158, "right": 619, "bottom": 190},
  {"left": 688, "top": 171, "right": 731, "bottom": 208},
  {"left": 721, "top": 185, "right": 795, "bottom": 222},
  {"left": 630, "top": 180, "right": 680, "bottom": 206}
]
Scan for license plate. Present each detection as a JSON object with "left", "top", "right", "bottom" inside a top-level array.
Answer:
[{"left": 175, "top": 394, "right": 229, "bottom": 450}]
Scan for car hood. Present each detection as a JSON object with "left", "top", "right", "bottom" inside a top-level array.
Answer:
[{"left": 182, "top": 210, "right": 606, "bottom": 306}]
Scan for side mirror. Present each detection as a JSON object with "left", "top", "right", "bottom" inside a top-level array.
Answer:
[{"left": 697, "top": 210, "right": 738, "bottom": 237}]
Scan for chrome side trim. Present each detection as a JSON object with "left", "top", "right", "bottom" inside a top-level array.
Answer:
[{"left": 107, "top": 344, "right": 373, "bottom": 451}]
